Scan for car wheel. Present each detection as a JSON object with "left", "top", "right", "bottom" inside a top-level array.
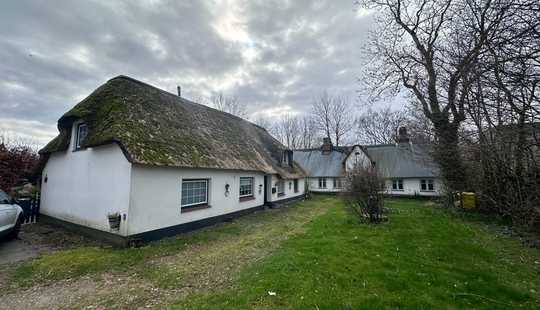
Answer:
[{"left": 8, "top": 215, "right": 23, "bottom": 240}]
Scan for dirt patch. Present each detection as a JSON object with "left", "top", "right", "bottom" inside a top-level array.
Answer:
[{"left": 0, "top": 199, "right": 331, "bottom": 309}]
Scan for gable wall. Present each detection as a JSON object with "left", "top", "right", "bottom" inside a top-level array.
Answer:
[
  {"left": 40, "top": 122, "right": 132, "bottom": 236},
  {"left": 344, "top": 145, "right": 371, "bottom": 172}
]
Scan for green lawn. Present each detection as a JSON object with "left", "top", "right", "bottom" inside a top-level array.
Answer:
[
  {"left": 3, "top": 196, "right": 540, "bottom": 309},
  {"left": 174, "top": 198, "right": 540, "bottom": 309}
]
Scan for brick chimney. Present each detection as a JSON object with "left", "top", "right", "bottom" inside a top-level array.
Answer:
[
  {"left": 397, "top": 127, "right": 410, "bottom": 146},
  {"left": 321, "top": 137, "right": 333, "bottom": 154}
]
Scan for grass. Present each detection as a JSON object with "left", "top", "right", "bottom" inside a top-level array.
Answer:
[
  {"left": 4, "top": 196, "right": 540, "bottom": 309},
  {"left": 7, "top": 197, "right": 328, "bottom": 290},
  {"left": 172, "top": 198, "right": 540, "bottom": 309}
]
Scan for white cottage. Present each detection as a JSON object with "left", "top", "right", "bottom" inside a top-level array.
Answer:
[
  {"left": 294, "top": 129, "right": 442, "bottom": 197},
  {"left": 366, "top": 128, "right": 442, "bottom": 197},
  {"left": 293, "top": 138, "right": 371, "bottom": 193},
  {"left": 39, "top": 76, "right": 306, "bottom": 245}
]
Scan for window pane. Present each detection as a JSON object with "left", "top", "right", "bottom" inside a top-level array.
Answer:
[
  {"left": 181, "top": 180, "right": 207, "bottom": 206},
  {"left": 240, "top": 177, "right": 253, "bottom": 197}
]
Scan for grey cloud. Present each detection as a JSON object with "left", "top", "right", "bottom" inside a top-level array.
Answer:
[{"left": 0, "top": 0, "right": 375, "bottom": 146}]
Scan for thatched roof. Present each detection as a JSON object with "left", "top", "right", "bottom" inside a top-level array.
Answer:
[{"left": 40, "top": 75, "right": 304, "bottom": 178}]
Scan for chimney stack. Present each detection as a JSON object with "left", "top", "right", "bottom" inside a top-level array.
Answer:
[
  {"left": 177, "top": 85, "right": 181, "bottom": 97},
  {"left": 321, "top": 137, "right": 333, "bottom": 154},
  {"left": 397, "top": 127, "right": 410, "bottom": 145}
]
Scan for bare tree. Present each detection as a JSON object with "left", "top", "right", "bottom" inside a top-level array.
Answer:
[
  {"left": 356, "top": 106, "right": 406, "bottom": 144},
  {"left": 210, "top": 92, "right": 247, "bottom": 118},
  {"left": 359, "top": 0, "right": 511, "bottom": 191},
  {"left": 298, "top": 115, "right": 318, "bottom": 149},
  {"left": 312, "top": 92, "right": 355, "bottom": 147}
]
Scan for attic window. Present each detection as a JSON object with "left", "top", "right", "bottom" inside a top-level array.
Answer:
[{"left": 75, "top": 123, "right": 88, "bottom": 150}]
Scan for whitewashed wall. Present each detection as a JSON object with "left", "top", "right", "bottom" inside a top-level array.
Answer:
[
  {"left": 267, "top": 175, "right": 305, "bottom": 202},
  {"left": 307, "top": 177, "right": 345, "bottom": 193},
  {"left": 344, "top": 145, "right": 371, "bottom": 172},
  {"left": 128, "top": 166, "right": 266, "bottom": 235},
  {"left": 384, "top": 178, "right": 443, "bottom": 196},
  {"left": 40, "top": 123, "right": 132, "bottom": 236}
]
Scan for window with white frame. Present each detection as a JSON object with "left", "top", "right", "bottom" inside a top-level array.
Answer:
[
  {"left": 333, "top": 178, "right": 342, "bottom": 188},
  {"left": 392, "top": 179, "right": 404, "bottom": 191},
  {"left": 420, "top": 179, "right": 434, "bottom": 191},
  {"left": 181, "top": 179, "right": 208, "bottom": 207},
  {"left": 277, "top": 180, "right": 285, "bottom": 196},
  {"left": 318, "top": 178, "right": 327, "bottom": 188},
  {"left": 239, "top": 177, "right": 254, "bottom": 197},
  {"left": 294, "top": 179, "right": 299, "bottom": 193},
  {"left": 75, "top": 123, "right": 88, "bottom": 150}
]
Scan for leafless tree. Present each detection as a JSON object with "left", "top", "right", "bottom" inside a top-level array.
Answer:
[
  {"left": 359, "top": 0, "right": 512, "bottom": 191},
  {"left": 298, "top": 115, "right": 318, "bottom": 149},
  {"left": 312, "top": 92, "right": 355, "bottom": 147},
  {"left": 210, "top": 92, "right": 248, "bottom": 119},
  {"left": 356, "top": 106, "right": 406, "bottom": 144}
]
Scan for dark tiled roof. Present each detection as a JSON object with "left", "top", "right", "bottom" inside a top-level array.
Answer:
[
  {"left": 365, "top": 144, "right": 439, "bottom": 178},
  {"left": 40, "top": 76, "right": 304, "bottom": 178}
]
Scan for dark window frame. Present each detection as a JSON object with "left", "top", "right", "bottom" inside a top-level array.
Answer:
[
  {"left": 74, "top": 123, "right": 88, "bottom": 151},
  {"left": 293, "top": 179, "right": 299, "bottom": 193}
]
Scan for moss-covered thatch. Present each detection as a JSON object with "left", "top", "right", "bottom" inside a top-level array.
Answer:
[{"left": 40, "top": 76, "right": 304, "bottom": 178}]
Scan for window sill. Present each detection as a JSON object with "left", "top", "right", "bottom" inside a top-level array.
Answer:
[
  {"left": 239, "top": 196, "right": 255, "bottom": 202},
  {"left": 277, "top": 193, "right": 285, "bottom": 197},
  {"left": 181, "top": 204, "right": 210, "bottom": 213},
  {"left": 420, "top": 190, "right": 435, "bottom": 192},
  {"left": 392, "top": 189, "right": 404, "bottom": 192}
]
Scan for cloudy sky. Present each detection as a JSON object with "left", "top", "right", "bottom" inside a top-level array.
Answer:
[{"left": 0, "top": 0, "right": 377, "bottom": 146}]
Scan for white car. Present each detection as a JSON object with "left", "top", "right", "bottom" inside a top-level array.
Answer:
[{"left": 0, "top": 189, "right": 24, "bottom": 240}]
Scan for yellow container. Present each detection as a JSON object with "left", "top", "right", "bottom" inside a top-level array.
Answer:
[{"left": 461, "top": 192, "right": 476, "bottom": 209}]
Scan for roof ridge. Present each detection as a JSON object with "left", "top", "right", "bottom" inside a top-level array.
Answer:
[{"left": 108, "top": 75, "right": 268, "bottom": 133}]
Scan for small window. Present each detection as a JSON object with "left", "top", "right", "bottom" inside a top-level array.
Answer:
[
  {"left": 239, "top": 177, "right": 254, "bottom": 197},
  {"left": 318, "top": 178, "right": 327, "bottom": 189},
  {"left": 421, "top": 179, "right": 434, "bottom": 191},
  {"left": 294, "top": 179, "right": 299, "bottom": 193},
  {"left": 75, "top": 123, "right": 88, "bottom": 150},
  {"left": 289, "top": 182, "right": 292, "bottom": 190},
  {"left": 392, "top": 179, "right": 403, "bottom": 191},
  {"left": 333, "top": 178, "right": 342, "bottom": 189},
  {"left": 181, "top": 179, "right": 208, "bottom": 207},
  {"left": 277, "top": 180, "right": 285, "bottom": 196}
]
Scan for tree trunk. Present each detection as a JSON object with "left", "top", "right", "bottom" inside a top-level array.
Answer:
[{"left": 432, "top": 121, "right": 466, "bottom": 192}]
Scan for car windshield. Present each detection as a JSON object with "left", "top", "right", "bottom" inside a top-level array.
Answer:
[{"left": 0, "top": 190, "right": 11, "bottom": 203}]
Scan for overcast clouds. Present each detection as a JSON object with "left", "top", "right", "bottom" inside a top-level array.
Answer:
[{"left": 0, "top": 0, "right": 375, "bottom": 146}]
